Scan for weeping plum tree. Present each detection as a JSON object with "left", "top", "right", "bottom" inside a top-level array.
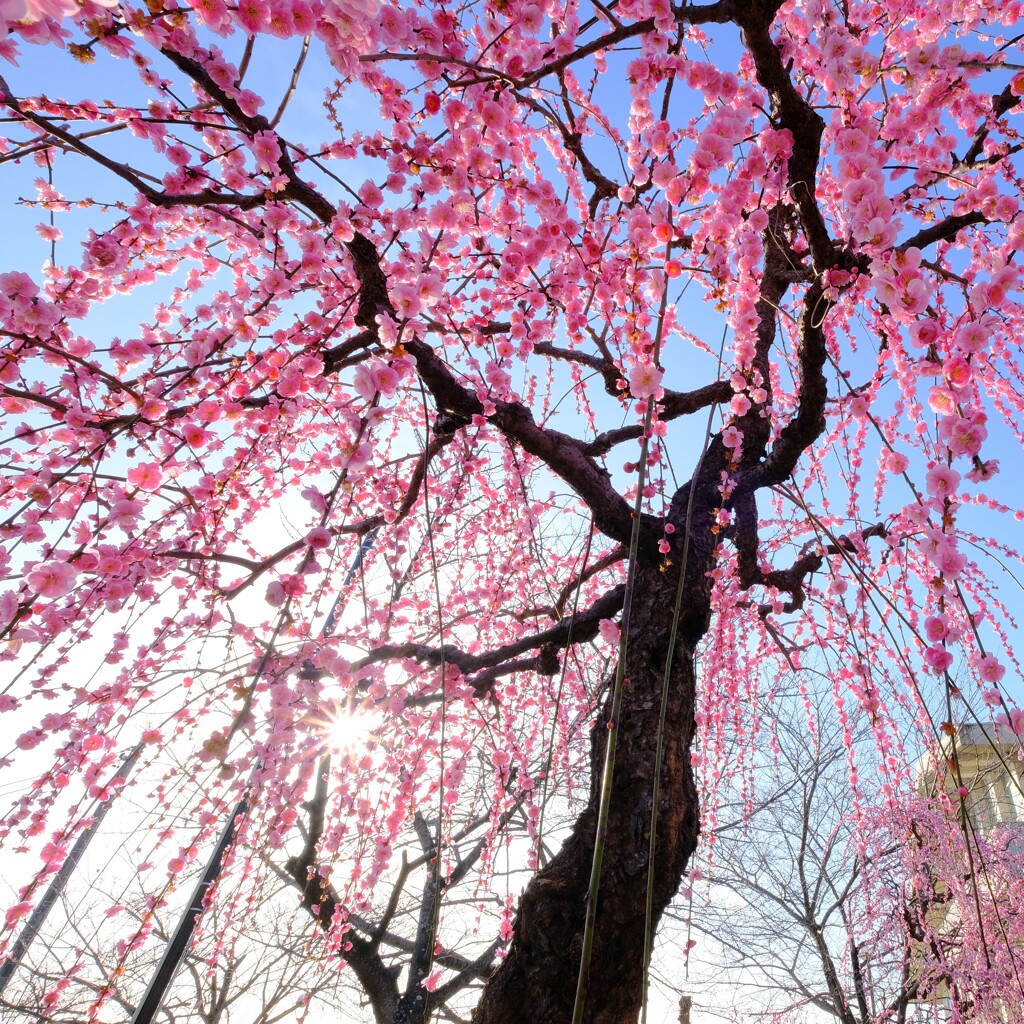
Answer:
[{"left": 1, "top": 0, "right": 1024, "bottom": 1021}]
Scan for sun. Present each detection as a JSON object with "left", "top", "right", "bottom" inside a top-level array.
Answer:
[
  {"left": 302, "top": 696, "right": 379, "bottom": 755},
  {"left": 326, "top": 706, "right": 379, "bottom": 754}
]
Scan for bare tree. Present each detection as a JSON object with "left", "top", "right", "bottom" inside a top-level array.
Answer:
[{"left": 678, "top": 698, "right": 925, "bottom": 1024}]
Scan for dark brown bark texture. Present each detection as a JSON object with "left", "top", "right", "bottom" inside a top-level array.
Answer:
[{"left": 472, "top": 555, "right": 712, "bottom": 1024}]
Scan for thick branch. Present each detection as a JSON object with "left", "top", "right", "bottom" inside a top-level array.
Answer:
[
  {"left": 900, "top": 211, "right": 988, "bottom": 252},
  {"left": 961, "top": 84, "right": 1021, "bottom": 167},
  {"left": 404, "top": 336, "right": 655, "bottom": 549},
  {"left": 352, "top": 584, "right": 626, "bottom": 694},
  {"left": 736, "top": 3, "right": 833, "bottom": 268},
  {"left": 580, "top": 380, "right": 733, "bottom": 456},
  {"left": 735, "top": 515, "right": 887, "bottom": 612},
  {"left": 743, "top": 279, "right": 829, "bottom": 489}
]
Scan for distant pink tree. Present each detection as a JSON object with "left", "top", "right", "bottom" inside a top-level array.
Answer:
[{"left": 1, "top": 1, "right": 1023, "bottom": 1021}]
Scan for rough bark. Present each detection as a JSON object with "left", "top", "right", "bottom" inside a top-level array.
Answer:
[{"left": 473, "top": 560, "right": 708, "bottom": 1024}]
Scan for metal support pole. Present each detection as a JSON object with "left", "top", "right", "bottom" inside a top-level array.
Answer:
[
  {"left": 0, "top": 744, "right": 143, "bottom": 998},
  {"left": 129, "top": 795, "right": 247, "bottom": 1024}
]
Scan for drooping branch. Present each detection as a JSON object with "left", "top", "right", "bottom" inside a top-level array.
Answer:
[{"left": 281, "top": 757, "right": 402, "bottom": 1023}]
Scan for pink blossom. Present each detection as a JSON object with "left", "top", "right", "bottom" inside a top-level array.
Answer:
[
  {"left": 598, "top": 619, "right": 620, "bottom": 647},
  {"left": 235, "top": 0, "right": 269, "bottom": 33},
  {"left": 966, "top": 459, "right": 999, "bottom": 482},
  {"left": 924, "top": 615, "right": 949, "bottom": 642},
  {"left": 941, "top": 414, "right": 987, "bottom": 458},
  {"left": 27, "top": 560, "right": 77, "bottom": 599},
  {"left": 251, "top": 131, "right": 282, "bottom": 173},
  {"left": 926, "top": 465, "right": 960, "bottom": 499},
  {"left": 354, "top": 359, "right": 402, "bottom": 401},
  {"left": 40, "top": 842, "right": 65, "bottom": 866},
  {"left": 909, "top": 318, "right": 939, "bottom": 349},
  {"left": 110, "top": 499, "right": 144, "bottom": 532},
  {"left": 0, "top": 270, "right": 37, "bottom": 299},
  {"left": 882, "top": 450, "right": 909, "bottom": 474},
  {"left": 997, "top": 708, "right": 1024, "bottom": 737},
  {"left": 927, "top": 387, "right": 958, "bottom": 416},
  {"left": 722, "top": 426, "right": 743, "bottom": 453},
  {"left": 935, "top": 547, "right": 966, "bottom": 579},
  {"left": 127, "top": 462, "right": 164, "bottom": 491},
  {"left": 2, "top": 0, "right": 116, "bottom": 26},
  {"left": 943, "top": 355, "right": 973, "bottom": 391},
  {"left": 954, "top": 321, "right": 987, "bottom": 354},
  {"left": 729, "top": 393, "right": 751, "bottom": 417},
  {"left": 358, "top": 181, "right": 384, "bottom": 209},
  {"left": 5, "top": 902, "right": 32, "bottom": 928},
  {"left": 16, "top": 730, "right": 44, "bottom": 750},
  {"left": 977, "top": 654, "right": 1005, "bottom": 684},
  {"left": 924, "top": 645, "right": 953, "bottom": 674},
  {"left": 307, "top": 527, "right": 332, "bottom": 550},
  {"left": 628, "top": 362, "right": 664, "bottom": 400}
]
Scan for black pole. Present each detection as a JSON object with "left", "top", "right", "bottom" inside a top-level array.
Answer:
[
  {"left": 0, "top": 744, "right": 143, "bottom": 998},
  {"left": 129, "top": 795, "right": 248, "bottom": 1024}
]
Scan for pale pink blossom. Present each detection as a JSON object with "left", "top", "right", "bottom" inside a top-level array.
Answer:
[
  {"left": 307, "top": 527, "right": 332, "bottom": 550},
  {"left": 2, "top": 0, "right": 116, "bottom": 26},
  {"left": 628, "top": 362, "right": 664, "bottom": 400},
  {"left": 925, "top": 465, "right": 960, "bottom": 499},
  {"left": 108, "top": 499, "right": 143, "bottom": 530},
  {"left": 598, "top": 619, "right": 620, "bottom": 647},
  {"left": 27, "top": 560, "right": 77, "bottom": 599}
]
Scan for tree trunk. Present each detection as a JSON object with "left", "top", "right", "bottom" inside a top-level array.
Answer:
[{"left": 473, "top": 563, "right": 705, "bottom": 1024}]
